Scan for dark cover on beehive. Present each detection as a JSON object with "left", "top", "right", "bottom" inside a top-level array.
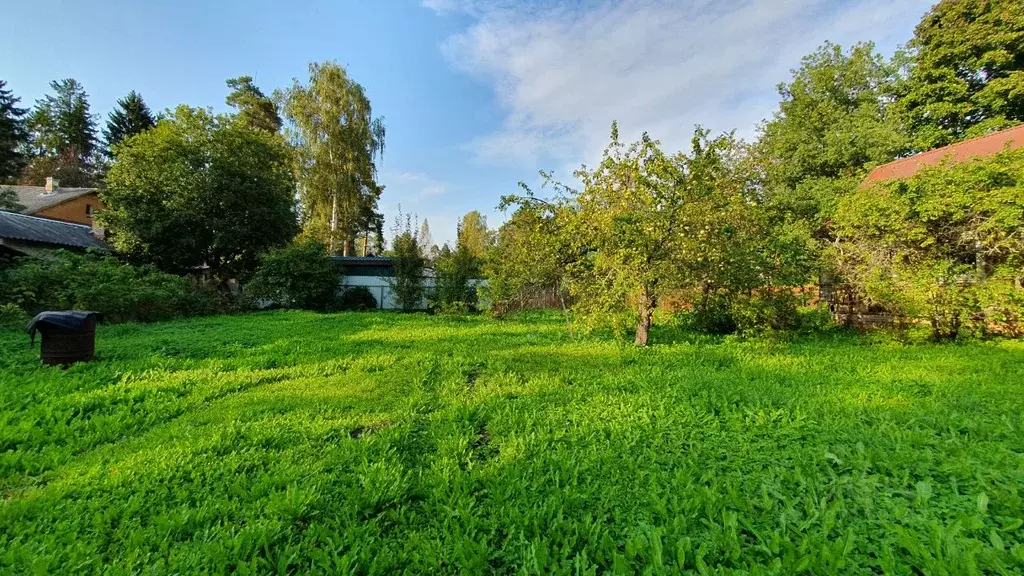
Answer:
[{"left": 26, "top": 311, "right": 101, "bottom": 343}]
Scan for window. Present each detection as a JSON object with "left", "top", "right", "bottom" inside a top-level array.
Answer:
[{"left": 86, "top": 204, "right": 93, "bottom": 216}]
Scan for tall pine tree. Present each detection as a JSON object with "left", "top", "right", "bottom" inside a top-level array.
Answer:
[
  {"left": 226, "top": 76, "right": 282, "bottom": 134},
  {"left": 104, "top": 91, "right": 156, "bottom": 154},
  {"left": 0, "top": 79, "right": 29, "bottom": 183}
]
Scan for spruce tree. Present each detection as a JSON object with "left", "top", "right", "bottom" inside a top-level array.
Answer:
[
  {"left": 0, "top": 79, "right": 29, "bottom": 182},
  {"left": 104, "top": 91, "right": 156, "bottom": 154},
  {"left": 28, "top": 78, "right": 98, "bottom": 161}
]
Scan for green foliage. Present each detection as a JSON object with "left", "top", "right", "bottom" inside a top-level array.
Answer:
[
  {"left": 387, "top": 215, "right": 426, "bottom": 311},
  {"left": 484, "top": 203, "right": 569, "bottom": 317},
  {"left": 246, "top": 242, "right": 339, "bottom": 311},
  {"left": 895, "top": 0, "right": 1024, "bottom": 150},
  {"left": 0, "top": 79, "right": 29, "bottom": 182},
  {"left": 336, "top": 286, "right": 378, "bottom": 311},
  {"left": 688, "top": 292, "right": 737, "bottom": 335},
  {"left": 225, "top": 76, "right": 282, "bottom": 134},
  {"left": 756, "top": 42, "right": 905, "bottom": 240},
  {"left": 457, "top": 211, "right": 493, "bottom": 261},
  {"left": 26, "top": 78, "right": 98, "bottom": 171},
  {"left": 17, "top": 152, "right": 94, "bottom": 188},
  {"left": 103, "top": 91, "right": 156, "bottom": 154},
  {"left": 759, "top": 42, "right": 906, "bottom": 189},
  {"left": 432, "top": 244, "right": 480, "bottom": 313},
  {"left": 0, "top": 312, "right": 1022, "bottom": 573},
  {"left": 101, "top": 105, "right": 298, "bottom": 280},
  {"left": 0, "top": 302, "right": 29, "bottom": 330},
  {"left": 731, "top": 291, "right": 803, "bottom": 335},
  {"left": 834, "top": 148, "right": 1024, "bottom": 339},
  {"left": 0, "top": 186, "right": 24, "bottom": 211},
  {"left": 0, "top": 250, "right": 223, "bottom": 323},
  {"left": 510, "top": 125, "right": 814, "bottom": 344},
  {"left": 277, "top": 61, "right": 385, "bottom": 255}
]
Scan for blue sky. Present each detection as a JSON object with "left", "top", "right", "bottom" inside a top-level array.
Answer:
[{"left": 2, "top": 0, "right": 934, "bottom": 246}]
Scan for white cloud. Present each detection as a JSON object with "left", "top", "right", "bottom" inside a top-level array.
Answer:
[
  {"left": 383, "top": 171, "right": 448, "bottom": 199},
  {"left": 421, "top": 0, "right": 460, "bottom": 14},
  {"left": 434, "top": 0, "right": 933, "bottom": 168}
]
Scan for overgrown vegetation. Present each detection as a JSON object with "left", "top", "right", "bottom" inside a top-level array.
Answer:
[
  {"left": 101, "top": 106, "right": 298, "bottom": 281},
  {"left": 245, "top": 241, "right": 339, "bottom": 311},
  {"left": 386, "top": 213, "right": 427, "bottom": 311},
  {"left": 336, "top": 286, "right": 377, "bottom": 311},
  {"left": 0, "top": 250, "right": 224, "bottom": 323},
  {"left": 0, "top": 312, "right": 1021, "bottom": 573},
  {"left": 834, "top": 148, "right": 1024, "bottom": 339}
]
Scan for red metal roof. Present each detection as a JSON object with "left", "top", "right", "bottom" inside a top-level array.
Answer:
[{"left": 863, "top": 124, "right": 1024, "bottom": 184}]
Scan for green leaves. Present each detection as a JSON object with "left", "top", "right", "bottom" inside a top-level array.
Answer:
[
  {"left": 246, "top": 241, "right": 338, "bottom": 311},
  {"left": 834, "top": 148, "right": 1024, "bottom": 339},
  {"left": 101, "top": 105, "right": 298, "bottom": 280},
  {"left": 276, "top": 61, "right": 385, "bottom": 255},
  {"left": 895, "top": 0, "right": 1024, "bottom": 150}
]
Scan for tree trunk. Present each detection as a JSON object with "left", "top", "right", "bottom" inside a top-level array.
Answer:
[
  {"left": 558, "top": 283, "right": 574, "bottom": 338},
  {"left": 330, "top": 192, "right": 338, "bottom": 254},
  {"left": 634, "top": 291, "right": 656, "bottom": 346}
]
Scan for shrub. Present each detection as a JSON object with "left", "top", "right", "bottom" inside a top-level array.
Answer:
[
  {"left": 431, "top": 245, "right": 480, "bottom": 314},
  {"left": 246, "top": 242, "right": 339, "bottom": 311},
  {"left": 690, "top": 294, "right": 737, "bottom": 335},
  {"left": 387, "top": 225, "right": 426, "bottom": 311},
  {"left": 0, "top": 250, "right": 224, "bottom": 323},
  {"left": 731, "top": 291, "right": 802, "bottom": 335},
  {"left": 0, "top": 303, "right": 29, "bottom": 331},
  {"left": 336, "top": 287, "right": 378, "bottom": 311}
]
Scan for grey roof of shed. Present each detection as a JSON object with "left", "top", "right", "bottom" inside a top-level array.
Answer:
[
  {"left": 7, "top": 185, "right": 98, "bottom": 214},
  {"left": 331, "top": 256, "right": 393, "bottom": 264},
  {"left": 0, "top": 210, "right": 109, "bottom": 250}
]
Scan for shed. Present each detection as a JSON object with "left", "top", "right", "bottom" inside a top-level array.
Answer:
[
  {"left": 0, "top": 210, "right": 109, "bottom": 260},
  {"left": 332, "top": 256, "right": 435, "bottom": 310}
]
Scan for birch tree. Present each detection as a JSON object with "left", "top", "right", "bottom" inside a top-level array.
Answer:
[{"left": 277, "top": 62, "right": 385, "bottom": 255}]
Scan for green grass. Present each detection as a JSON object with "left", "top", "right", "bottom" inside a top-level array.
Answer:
[{"left": 1, "top": 311, "right": 1023, "bottom": 575}]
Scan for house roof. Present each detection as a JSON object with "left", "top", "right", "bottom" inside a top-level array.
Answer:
[
  {"left": 8, "top": 185, "right": 98, "bottom": 214},
  {"left": 0, "top": 210, "right": 109, "bottom": 251},
  {"left": 331, "top": 256, "right": 393, "bottom": 265},
  {"left": 863, "top": 124, "right": 1024, "bottom": 184}
]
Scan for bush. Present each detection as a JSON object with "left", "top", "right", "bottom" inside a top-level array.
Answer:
[
  {"left": 336, "top": 287, "right": 378, "bottom": 311},
  {"left": 690, "top": 294, "right": 737, "bottom": 335},
  {"left": 246, "top": 242, "right": 339, "bottom": 311},
  {"left": 731, "top": 291, "right": 802, "bottom": 335},
  {"left": 0, "top": 250, "right": 225, "bottom": 323},
  {"left": 684, "top": 290, "right": 812, "bottom": 336},
  {"left": 0, "top": 303, "right": 29, "bottom": 331},
  {"left": 431, "top": 245, "right": 480, "bottom": 314}
]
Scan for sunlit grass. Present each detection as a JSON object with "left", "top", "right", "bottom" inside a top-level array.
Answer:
[{"left": 1, "top": 311, "right": 1022, "bottom": 574}]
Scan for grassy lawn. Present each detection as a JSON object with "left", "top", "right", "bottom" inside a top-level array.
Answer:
[{"left": 1, "top": 311, "right": 1023, "bottom": 574}]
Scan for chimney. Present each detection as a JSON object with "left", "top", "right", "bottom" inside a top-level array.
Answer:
[
  {"left": 90, "top": 213, "right": 104, "bottom": 241},
  {"left": 45, "top": 177, "right": 59, "bottom": 193},
  {"left": 91, "top": 218, "right": 106, "bottom": 241}
]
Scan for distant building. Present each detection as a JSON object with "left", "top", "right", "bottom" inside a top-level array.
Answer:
[
  {"left": 9, "top": 177, "right": 105, "bottom": 226},
  {"left": 863, "top": 124, "right": 1024, "bottom": 184},
  {"left": 0, "top": 210, "right": 109, "bottom": 260},
  {"left": 333, "top": 256, "right": 435, "bottom": 310}
]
